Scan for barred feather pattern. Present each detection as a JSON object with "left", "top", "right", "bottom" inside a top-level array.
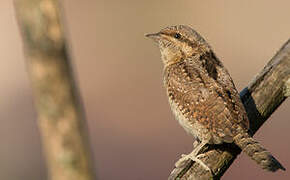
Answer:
[{"left": 234, "top": 131, "right": 285, "bottom": 171}]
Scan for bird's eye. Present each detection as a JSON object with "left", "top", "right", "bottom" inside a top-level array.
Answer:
[{"left": 174, "top": 33, "right": 181, "bottom": 39}]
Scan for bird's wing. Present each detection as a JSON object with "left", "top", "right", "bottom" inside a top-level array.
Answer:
[
  {"left": 190, "top": 51, "right": 249, "bottom": 143},
  {"left": 166, "top": 53, "right": 249, "bottom": 144}
]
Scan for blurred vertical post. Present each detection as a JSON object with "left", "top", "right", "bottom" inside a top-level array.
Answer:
[{"left": 14, "top": 0, "right": 95, "bottom": 180}]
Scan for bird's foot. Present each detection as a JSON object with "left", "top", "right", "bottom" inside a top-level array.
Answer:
[
  {"left": 175, "top": 153, "right": 212, "bottom": 175},
  {"left": 175, "top": 154, "right": 191, "bottom": 167},
  {"left": 190, "top": 153, "right": 212, "bottom": 174}
]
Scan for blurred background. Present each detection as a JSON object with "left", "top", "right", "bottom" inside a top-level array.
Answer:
[{"left": 0, "top": 0, "right": 289, "bottom": 179}]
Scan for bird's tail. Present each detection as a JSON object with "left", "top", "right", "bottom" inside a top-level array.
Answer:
[{"left": 233, "top": 131, "right": 285, "bottom": 172}]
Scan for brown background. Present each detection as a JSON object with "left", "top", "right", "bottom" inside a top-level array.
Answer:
[{"left": 0, "top": 0, "right": 289, "bottom": 179}]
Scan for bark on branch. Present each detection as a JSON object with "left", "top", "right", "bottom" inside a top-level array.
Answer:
[
  {"left": 14, "top": 0, "right": 95, "bottom": 180},
  {"left": 169, "top": 39, "right": 290, "bottom": 180}
]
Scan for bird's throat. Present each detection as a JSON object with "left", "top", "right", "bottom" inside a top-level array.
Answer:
[{"left": 161, "top": 49, "right": 183, "bottom": 67}]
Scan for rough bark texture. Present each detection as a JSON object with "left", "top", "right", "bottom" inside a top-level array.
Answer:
[
  {"left": 169, "top": 39, "right": 290, "bottom": 180},
  {"left": 14, "top": 0, "right": 95, "bottom": 180}
]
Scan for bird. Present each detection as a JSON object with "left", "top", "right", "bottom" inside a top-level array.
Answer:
[{"left": 145, "top": 25, "right": 285, "bottom": 173}]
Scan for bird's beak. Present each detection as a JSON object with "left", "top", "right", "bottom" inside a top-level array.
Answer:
[{"left": 145, "top": 32, "right": 161, "bottom": 42}]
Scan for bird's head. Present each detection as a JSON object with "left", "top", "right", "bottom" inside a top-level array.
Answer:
[{"left": 146, "top": 25, "right": 210, "bottom": 66}]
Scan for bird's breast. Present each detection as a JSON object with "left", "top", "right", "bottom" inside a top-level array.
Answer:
[{"left": 167, "top": 96, "right": 211, "bottom": 141}]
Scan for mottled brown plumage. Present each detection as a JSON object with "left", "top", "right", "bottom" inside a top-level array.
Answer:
[{"left": 146, "top": 25, "right": 285, "bottom": 172}]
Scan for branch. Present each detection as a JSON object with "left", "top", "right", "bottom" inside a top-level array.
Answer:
[
  {"left": 14, "top": 1, "right": 95, "bottom": 180},
  {"left": 169, "top": 39, "right": 290, "bottom": 180}
]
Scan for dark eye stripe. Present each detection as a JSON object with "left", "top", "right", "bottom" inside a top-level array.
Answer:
[{"left": 160, "top": 31, "right": 196, "bottom": 48}]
